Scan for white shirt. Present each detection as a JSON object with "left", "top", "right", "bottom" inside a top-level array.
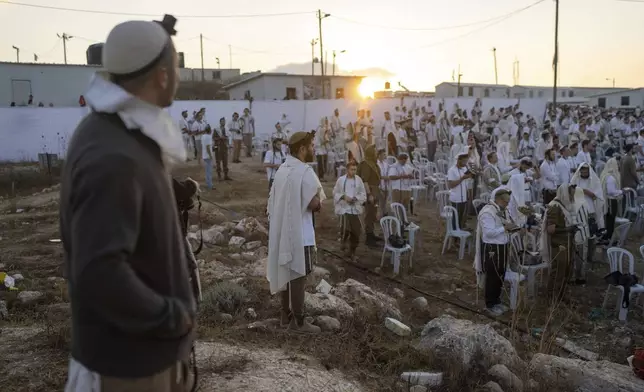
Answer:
[
  {"left": 229, "top": 120, "right": 243, "bottom": 140},
  {"left": 201, "top": 134, "right": 213, "bottom": 160},
  {"left": 241, "top": 115, "right": 255, "bottom": 135},
  {"left": 263, "top": 150, "right": 283, "bottom": 181},
  {"left": 540, "top": 159, "right": 559, "bottom": 190},
  {"left": 301, "top": 169, "right": 317, "bottom": 246},
  {"left": 447, "top": 165, "right": 468, "bottom": 203},
  {"left": 605, "top": 175, "right": 622, "bottom": 198},
  {"left": 480, "top": 206, "right": 509, "bottom": 244},
  {"left": 377, "top": 160, "right": 389, "bottom": 190},
  {"left": 575, "top": 151, "right": 592, "bottom": 168},
  {"left": 387, "top": 163, "right": 412, "bottom": 191},
  {"left": 190, "top": 120, "right": 205, "bottom": 141},
  {"left": 425, "top": 123, "right": 438, "bottom": 142},
  {"left": 556, "top": 157, "right": 574, "bottom": 185},
  {"left": 397, "top": 129, "right": 408, "bottom": 149},
  {"left": 180, "top": 117, "right": 191, "bottom": 134}
]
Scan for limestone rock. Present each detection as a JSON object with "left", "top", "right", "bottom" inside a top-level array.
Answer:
[
  {"left": 333, "top": 279, "right": 402, "bottom": 320},
  {"left": 409, "top": 386, "right": 428, "bottom": 392},
  {"left": 392, "top": 288, "right": 405, "bottom": 299},
  {"left": 17, "top": 291, "right": 44, "bottom": 304},
  {"left": 12, "top": 273, "right": 24, "bottom": 282},
  {"left": 245, "top": 308, "right": 258, "bottom": 320},
  {"left": 195, "top": 342, "right": 365, "bottom": 391},
  {"left": 228, "top": 236, "right": 246, "bottom": 249},
  {"left": 215, "top": 313, "right": 233, "bottom": 323},
  {"left": 248, "top": 258, "right": 267, "bottom": 278},
  {"left": 311, "top": 266, "right": 331, "bottom": 282},
  {"left": 412, "top": 296, "right": 428, "bottom": 310},
  {"left": 46, "top": 303, "right": 71, "bottom": 322},
  {"left": 254, "top": 246, "right": 268, "bottom": 259},
  {"left": 241, "top": 252, "right": 256, "bottom": 262},
  {"left": 202, "top": 225, "right": 229, "bottom": 245},
  {"left": 401, "top": 372, "right": 443, "bottom": 387},
  {"left": 488, "top": 364, "right": 523, "bottom": 392},
  {"left": 235, "top": 217, "right": 268, "bottom": 241},
  {"left": 230, "top": 253, "right": 242, "bottom": 261},
  {"left": 243, "top": 241, "right": 262, "bottom": 251},
  {"left": 416, "top": 315, "right": 521, "bottom": 372},
  {"left": 314, "top": 315, "right": 341, "bottom": 331},
  {"left": 530, "top": 353, "right": 644, "bottom": 392},
  {"left": 385, "top": 318, "right": 411, "bottom": 337},
  {"left": 478, "top": 381, "right": 504, "bottom": 392},
  {"left": 305, "top": 292, "right": 354, "bottom": 319}
]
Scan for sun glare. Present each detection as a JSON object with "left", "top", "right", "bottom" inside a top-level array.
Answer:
[{"left": 358, "top": 77, "right": 386, "bottom": 98}]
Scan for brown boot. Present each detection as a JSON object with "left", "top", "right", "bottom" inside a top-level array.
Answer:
[{"left": 288, "top": 317, "right": 321, "bottom": 334}]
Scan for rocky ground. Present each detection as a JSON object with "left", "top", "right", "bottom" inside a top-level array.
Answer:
[{"left": 1, "top": 159, "right": 644, "bottom": 392}]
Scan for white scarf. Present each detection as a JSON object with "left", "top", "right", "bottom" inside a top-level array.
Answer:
[
  {"left": 571, "top": 163, "right": 605, "bottom": 228},
  {"left": 600, "top": 158, "right": 621, "bottom": 206},
  {"left": 333, "top": 174, "right": 367, "bottom": 215},
  {"left": 474, "top": 186, "right": 508, "bottom": 288},
  {"left": 508, "top": 173, "right": 527, "bottom": 227},
  {"left": 266, "top": 155, "right": 326, "bottom": 294},
  {"left": 85, "top": 72, "right": 186, "bottom": 166}
]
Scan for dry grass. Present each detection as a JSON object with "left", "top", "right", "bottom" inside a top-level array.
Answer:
[{"left": 1, "top": 158, "right": 642, "bottom": 391}]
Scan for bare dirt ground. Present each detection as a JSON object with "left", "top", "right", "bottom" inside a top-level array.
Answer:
[{"left": 0, "top": 158, "right": 643, "bottom": 391}]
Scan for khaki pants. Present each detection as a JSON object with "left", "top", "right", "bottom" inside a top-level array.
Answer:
[
  {"left": 392, "top": 190, "right": 411, "bottom": 212},
  {"left": 232, "top": 139, "right": 242, "bottom": 162},
  {"left": 378, "top": 188, "right": 388, "bottom": 218},
  {"left": 280, "top": 246, "right": 315, "bottom": 324},
  {"left": 243, "top": 133, "right": 253, "bottom": 157},
  {"left": 364, "top": 185, "right": 379, "bottom": 235},
  {"left": 547, "top": 236, "right": 574, "bottom": 305},
  {"left": 98, "top": 362, "right": 193, "bottom": 392},
  {"left": 340, "top": 213, "right": 362, "bottom": 253}
]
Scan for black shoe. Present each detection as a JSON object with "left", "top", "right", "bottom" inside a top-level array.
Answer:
[{"left": 575, "top": 279, "right": 587, "bottom": 285}]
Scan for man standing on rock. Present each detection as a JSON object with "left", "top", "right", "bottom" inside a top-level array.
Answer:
[
  {"left": 60, "top": 15, "right": 196, "bottom": 392},
  {"left": 267, "top": 131, "right": 325, "bottom": 333}
]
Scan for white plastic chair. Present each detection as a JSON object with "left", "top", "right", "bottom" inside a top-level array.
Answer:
[
  {"left": 602, "top": 247, "right": 644, "bottom": 321},
  {"left": 503, "top": 268, "right": 527, "bottom": 311},
  {"left": 379, "top": 216, "right": 413, "bottom": 275},
  {"left": 409, "top": 168, "right": 428, "bottom": 205},
  {"left": 472, "top": 199, "right": 486, "bottom": 213},
  {"left": 436, "top": 159, "right": 449, "bottom": 175},
  {"left": 390, "top": 202, "right": 421, "bottom": 262},
  {"left": 623, "top": 188, "right": 639, "bottom": 220},
  {"left": 479, "top": 192, "right": 490, "bottom": 203},
  {"left": 436, "top": 191, "right": 450, "bottom": 220},
  {"left": 510, "top": 232, "right": 549, "bottom": 298},
  {"left": 441, "top": 205, "right": 472, "bottom": 260}
]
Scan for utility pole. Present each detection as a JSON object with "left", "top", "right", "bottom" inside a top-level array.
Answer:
[
  {"left": 606, "top": 77, "right": 615, "bottom": 88},
  {"left": 492, "top": 47, "right": 498, "bottom": 85},
  {"left": 200, "top": 34, "right": 205, "bottom": 82},
  {"left": 229, "top": 45, "right": 232, "bottom": 69},
  {"left": 317, "top": 10, "right": 330, "bottom": 98},
  {"left": 325, "top": 50, "right": 328, "bottom": 75},
  {"left": 310, "top": 39, "right": 318, "bottom": 75},
  {"left": 216, "top": 57, "right": 220, "bottom": 69},
  {"left": 57, "top": 33, "right": 73, "bottom": 64},
  {"left": 552, "top": 0, "right": 560, "bottom": 108},
  {"left": 456, "top": 64, "right": 463, "bottom": 97},
  {"left": 332, "top": 49, "right": 346, "bottom": 76},
  {"left": 512, "top": 58, "right": 520, "bottom": 85},
  {"left": 12, "top": 46, "right": 19, "bottom": 63},
  {"left": 516, "top": 59, "right": 520, "bottom": 85}
]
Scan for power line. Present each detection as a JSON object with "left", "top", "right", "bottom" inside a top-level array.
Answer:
[
  {"left": 329, "top": 0, "right": 547, "bottom": 32},
  {"left": 201, "top": 36, "right": 308, "bottom": 56},
  {"left": 0, "top": 1, "right": 314, "bottom": 18},
  {"left": 404, "top": 0, "right": 546, "bottom": 52}
]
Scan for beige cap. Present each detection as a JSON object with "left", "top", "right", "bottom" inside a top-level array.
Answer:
[{"left": 103, "top": 20, "right": 168, "bottom": 75}]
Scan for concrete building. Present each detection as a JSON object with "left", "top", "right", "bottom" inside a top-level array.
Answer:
[
  {"left": 0, "top": 61, "right": 241, "bottom": 107},
  {"left": 434, "top": 81, "right": 627, "bottom": 101},
  {"left": 586, "top": 88, "right": 644, "bottom": 109},
  {"left": 223, "top": 73, "right": 364, "bottom": 101}
]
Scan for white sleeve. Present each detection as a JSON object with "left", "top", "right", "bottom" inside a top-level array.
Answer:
[
  {"left": 447, "top": 167, "right": 459, "bottom": 182},
  {"left": 263, "top": 151, "right": 273, "bottom": 164},
  {"left": 606, "top": 176, "right": 623, "bottom": 197},
  {"left": 480, "top": 212, "right": 505, "bottom": 237}
]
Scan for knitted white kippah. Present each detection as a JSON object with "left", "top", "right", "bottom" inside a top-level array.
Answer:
[{"left": 103, "top": 20, "right": 168, "bottom": 75}]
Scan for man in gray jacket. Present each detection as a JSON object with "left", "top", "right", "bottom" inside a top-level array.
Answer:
[{"left": 61, "top": 15, "right": 196, "bottom": 392}]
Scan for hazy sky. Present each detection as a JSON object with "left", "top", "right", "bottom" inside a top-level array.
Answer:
[{"left": 1, "top": 0, "right": 643, "bottom": 91}]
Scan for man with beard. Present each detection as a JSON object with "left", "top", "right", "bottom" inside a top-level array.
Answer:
[
  {"left": 267, "top": 132, "right": 325, "bottom": 334},
  {"left": 61, "top": 15, "right": 196, "bottom": 391},
  {"left": 358, "top": 145, "right": 383, "bottom": 247},
  {"left": 540, "top": 148, "right": 559, "bottom": 204}
]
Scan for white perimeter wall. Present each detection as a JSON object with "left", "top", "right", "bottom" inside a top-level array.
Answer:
[{"left": 0, "top": 97, "right": 547, "bottom": 162}]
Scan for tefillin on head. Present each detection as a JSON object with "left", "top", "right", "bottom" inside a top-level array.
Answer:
[{"left": 155, "top": 14, "right": 178, "bottom": 36}]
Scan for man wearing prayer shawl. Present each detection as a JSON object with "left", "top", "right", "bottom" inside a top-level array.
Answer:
[
  {"left": 474, "top": 187, "right": 513, "bottom": 316},
  {"left": 570, "top": 163, "right": 604, "bottom": 282},
  {"left": 267, "top": 132, "right": 325, "bottom": 334},
  {"left": 599, "top": 158, "right": 623, "bottom": 242},
  {"left": 333, "top": 161, "right": 367, "bottom": 260},
  {"left": 539, "top": 184, "right": 581, "bottom": 303}
]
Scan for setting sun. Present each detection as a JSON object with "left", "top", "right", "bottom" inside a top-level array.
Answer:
[{"left": 358, "top": 77, "right": 388, "bottom": 98}]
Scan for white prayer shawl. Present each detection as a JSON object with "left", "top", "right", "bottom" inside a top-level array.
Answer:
[
  {"left": 266, "top": 156, "right": 326, "bottom": 294},
  {"left": 497, "top": 135, "right": 512, "bottom": 170},
  {"left": 85, "top": 73, "right": 186, "bottom": 166},
  {"left": 508, "top": 173, "right": 527, "bottom": 227},
  {"left": 474, "top": 186, "right": 507, "bottom": 288},
  {"left": 333, "top": 174, "right": 367, "bottom": 215},
  {"left": 570, "top": 163, "right": 605, "bottom": 229},
  {"left": 600, "top": 158, "right": 621, "bottom": 210},
  {"left": 539, "top": 185, "right": 584, "bottom": 263}
]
